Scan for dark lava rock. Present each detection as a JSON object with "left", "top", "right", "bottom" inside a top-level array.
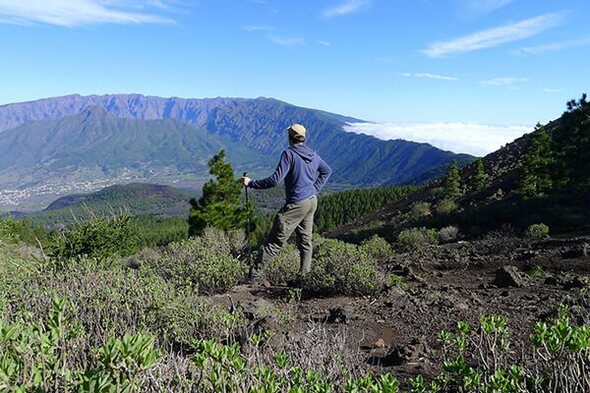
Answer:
[
  {"left": 238, "top": 298, "right": 275, "bottom": 320},
  {"left": 328, "top": 306, "right": 360, "bottom": 323},
  {"left": 561, "top": 243, "right": 589, "bottom": 259},
  {"left": 312, "top": 306, "right": 361, "bottom": 323},
  {"left": 544, "top": 276, "right": 559, "bottom": 286},
  {"left": 493, "top": 265, "right": 527, "bottom": 288},
  {"left": 368, "top": 338, "right": 431, "bottom": 366},
  {"left": 562, "top": 276, "right": 586, "bottom": 290}
]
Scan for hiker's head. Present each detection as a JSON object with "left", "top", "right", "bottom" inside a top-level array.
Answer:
[{"left": 288, "top": 124, "right": 306, "bottom": 144}]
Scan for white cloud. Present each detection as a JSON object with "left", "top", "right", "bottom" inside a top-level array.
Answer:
[
  {"left": 317, "top": 40, "right": 331, "bottom": 47},
  {"left": 519, "top": 37, "right": 590, "bottom": 54},
  {"left": 542, "top": 88, "right": 565, "bottom": 94},
  {"left": 323, "top": 0, "right": 371, "bottom": 18},
  {"left": 481, "top": 77, "right": 528, "bottom": 86},
  {"left": 422, "top": 13, "right": 564, "bottom": 58},
  {"left": 401, "top": 72, "right": 458, "bottom": 81},
  {"left": 0, "top": 0, "right": 174, "bottom": 26},
  {"left": 344, "top": 121, "right": 529, "bottom": 156},
  {"left": 245, "top": 25, "right": 273, "bottom": 32},
  {"left": 459, "top": 0, "right": 515, "bottom": 17},
  {"left": 268, "top": 34, "right": 304, "bottom": 47}
]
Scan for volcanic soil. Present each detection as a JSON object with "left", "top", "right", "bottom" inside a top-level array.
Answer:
[{"left": 215, "top": 232, "right": 590, "bottom": 381}]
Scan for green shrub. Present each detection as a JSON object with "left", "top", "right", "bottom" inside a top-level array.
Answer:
[
  {"left": 360, "top": 235, "right": 394, "bottom": 260},
  {"left": 144, "top": 227, "right": 248, "bottom": 293},
  {"left": 303, "top": 238, "right": 382, "bottom": 296},
  {"left": 3, "top": 255, "right": 246, "bottom": 349},
  {"left": 398, "top": 227, "right": 440, "bottom": 250},
  {"left": 385, "top": 273, "right": 407, "bottom": 290},
  {"left": 435, "top": 198, "right": 458, "bottom": 214},
  {"left": 0, "top": 297, "right": 161, "bottom": 392},
  {"left": 263, "top": 243, "right": 299, "bottom": 285},
  {"left": 410, "top": 201, "right": 431, "bottom": 218},
  {"left": 524, "top": 223, "right": 549, "bottom": 241},
  {"left": 48, "top": 214, "right": 138, "bottom": 266},
  {"left": 0, "top": 215, "right": 19, "bottom": 246}
]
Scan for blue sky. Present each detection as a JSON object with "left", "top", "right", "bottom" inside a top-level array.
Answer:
[{"left": 0, "top": 0, "right": 588, "bottom": 154}]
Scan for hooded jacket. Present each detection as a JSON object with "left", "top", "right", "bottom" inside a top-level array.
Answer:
[{"left": 250, "top": 143, "right": 332, "bottom": 203}]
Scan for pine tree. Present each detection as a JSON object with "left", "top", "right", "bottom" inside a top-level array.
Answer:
[
  {"left": 188, "top": 150, "right": 247, "bottom": 236},
  {"left": 472, "top": 158, "right": 486, "bottom": 192},
  {"left": 519, "top": 125, "right": 554, "bottom": 198},
  {"left": 552, "top": 94, "right": 590, "bottom": 188},
  {"left": 442, "top": 160, "right": 461, "bottom": 199}
]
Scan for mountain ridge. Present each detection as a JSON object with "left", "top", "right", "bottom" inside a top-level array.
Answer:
[{"left": 0, "top": 94, "right": 474, "bottom": 210}]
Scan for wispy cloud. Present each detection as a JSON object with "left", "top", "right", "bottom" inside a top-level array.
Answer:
[
  {"left": 422, "top": 13, "right": 564, "bottom": 58},
  {"left": 268, "top": 34, "right": 304, "bottom": 47},
  {"left": 0, "top": 0, "right": 174, "bottom": 27},
  {"left": 323, "top": 0, "right": 371, "bottom": 18},
  {"left": 245, "top": 25, "right": 273, "bottom": 32},
  {"left": 481, "top": 77, "right": 528, "bottom": 86},
  {"left": 345, "top": 121, "right": 529, "bottom": 156},
  {"left": 401, "top": 72, "right": 458, "bottom": 81},
  {"left": 458, "top": 0, "right": 515, "bottom": 18},
  {"left": 317, "top": 40, "right": 331, "bottom": 47},
  {"left": 542, "top": 88, "right": 565, "bottom": 94},
  {"left": 519, "top": 37, "right": 590, "bottom": 54}
]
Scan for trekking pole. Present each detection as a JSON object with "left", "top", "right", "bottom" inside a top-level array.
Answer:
[{"left": 243, "top": 172, "right": 252, "bottom": 264}]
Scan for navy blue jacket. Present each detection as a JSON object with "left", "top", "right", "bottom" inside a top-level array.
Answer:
[{"left": 250, "top": 143, "right": 332, "bottom": 203}]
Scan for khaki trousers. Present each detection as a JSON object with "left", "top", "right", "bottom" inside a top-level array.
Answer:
[{"left": 251, "top": 195, "right": 318, "bottom": 280}]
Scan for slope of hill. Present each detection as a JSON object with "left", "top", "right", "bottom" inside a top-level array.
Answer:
[
  {"left": 0, "top": 94, "right": 473, "bottom": 210},
  {"left": 327, "top": 99, "right": 590, "bottom": 241},
  {"left": 21, "top": 183, "right": 192, "bottom": 226}
]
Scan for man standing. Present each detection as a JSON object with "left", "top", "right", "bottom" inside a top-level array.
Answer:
[{"left": 243, "top": 124, "right": 332, "bottom": 285}]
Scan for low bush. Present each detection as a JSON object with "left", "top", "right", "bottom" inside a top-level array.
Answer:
[
  {"left": 0, "top": 297, "right": 161, "bottom": 392},
  {"left": 435, "top": 198, "right": 458, "bottom": 215},
  {"left": 2, "top": 255, "right": 247, "bottom": 350},
  {"left": 524, "top": 223, "right": 549, "bottom": 241},
  {"left": 48, "top": 214, "right": 139, "bottom": 267},
  {"left": 439, "top": 225, "right": 459, "bottom": 243},
  {"left": 262, "top": 243, "right": 299, "bottom": 285},
  {"left": 434, "top": 306, "right": 590, "bottom": 393},
  {"left": 0, "top": 215, "right": 19, "bottom": 246},
  {"left": 398, "top": 227, "right": 439, "bottom": 250},
  {"left": 303, "top": 238, "right": 382, "bottom": 296},
  {"left": 142, "top": 227, "right": 248, "bottom": 293},
  {"left": 360, "top": 235, "right": 394, "bottom": 260},
  {"left": 384, "top": 273, "right": 407, "bottom": 290},
  {"left": 410, "top": 201, "right": 431, "bottom": 218}
]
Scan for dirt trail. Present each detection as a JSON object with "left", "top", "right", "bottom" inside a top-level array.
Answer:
[{"left": 217, "top": 234, "right": 590, "bottom": 379}]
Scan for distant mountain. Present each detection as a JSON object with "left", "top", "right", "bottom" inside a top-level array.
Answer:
[
  {"left": 0, "top": 94, "right": 474, "bottom": 209},
  {"left": 0, "top": 94, "right": 358, "bottom": 133},
  {"left": 0, "top": 105, "right": 269, "bottom": 190},
  {"left": 21, "top": 183, "right": 192, "bottom": 226}
]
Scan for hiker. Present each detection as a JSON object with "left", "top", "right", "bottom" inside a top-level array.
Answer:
[{"left": 242, "top": 123, "right": 332, "bottom": 285}]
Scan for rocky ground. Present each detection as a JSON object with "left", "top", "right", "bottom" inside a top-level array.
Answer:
[{"left": 213, "top": 232, "right": 590, "bottom": 382}]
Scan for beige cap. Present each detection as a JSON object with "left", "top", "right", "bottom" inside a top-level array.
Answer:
[{"left": 288, "top": 124, "right": 306, "bottom": 140}]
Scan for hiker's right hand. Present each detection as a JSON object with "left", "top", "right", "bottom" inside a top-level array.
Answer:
[{"left": 242, "top": 176, "right": 252, "bottom": 187}]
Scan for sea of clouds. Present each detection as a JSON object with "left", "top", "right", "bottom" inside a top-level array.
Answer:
[{"left": 344, "top": 122, "right": 531, "bottom": 156}]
